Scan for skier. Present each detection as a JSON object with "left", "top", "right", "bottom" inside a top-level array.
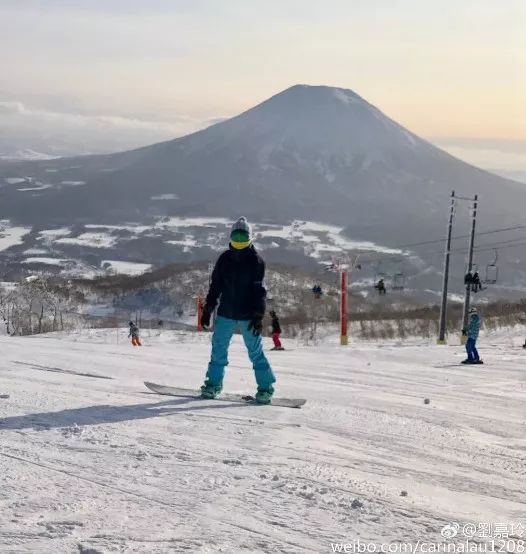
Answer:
[
  {"left": 312, "top": 285, "right": 322, "bottom": 299},
  {"left": 462, "top": 307, "right": 483, "bottom": 364},
  {"left": 269, "top": 310, "right": 284, "bottom": 351},
  {"left": 199, "top": 217, "right": 276, "bottom": 404},
  {"left": 375, "top": 278, "right": 387, "bottom": 295},
  {"left": 128, "top": 321, "right": 142, "bottom": 346}
]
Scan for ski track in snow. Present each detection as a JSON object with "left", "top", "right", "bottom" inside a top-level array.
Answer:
[{"left": 0, "top": 331, "right": 525, "bottom": 553}]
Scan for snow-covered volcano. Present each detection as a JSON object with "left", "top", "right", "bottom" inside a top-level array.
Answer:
[{"left": 0, "top": 84, "right": 525, "bottom": 268}]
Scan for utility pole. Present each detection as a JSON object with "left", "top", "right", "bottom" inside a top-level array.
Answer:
[
  {"left": 437, "top": 191, "right": 456, "bottom": 344},
  {"left": 460, "top": 194, "right": 478, "bottom": 343}
]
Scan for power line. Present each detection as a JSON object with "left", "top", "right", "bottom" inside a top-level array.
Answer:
[
  {"left": 421, "top": 234, "right": 526, "bottom": 258},
  {"left": 383, "top": 222, "right": 526, "bottom": 253},
  {"left": 352, "top": 232, "right": 526, "bottom": 271},
  {"left": 351, "top": 221, "right": 526, "bottom": 266}
]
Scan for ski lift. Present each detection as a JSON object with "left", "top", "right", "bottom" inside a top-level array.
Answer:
[
  {"left": 464, "top": 263, "right": 482, "bottom": 293},
  {"left": 392, "top": 272, "right": 406, "bottom": 291},
  {"left": 484, "top": 250, "right": 499, "bottom": 284},
  {"left": 372, "top": 262, "right": 387, "bottom": 294},
  {"left": 290, "top": 220, "right": 304, "bottom": 240},
  {"left": 351, "top": 254, "right": 362, "bottom": 271},
  {"left": 312, "top": 284, "right": 323, "bottom": 299},
  {"left": 389, "top": 259, "right": 406, "bottom": 291},
  {"left": 374, "top": 262, "right": 387, "bottom": 286}
]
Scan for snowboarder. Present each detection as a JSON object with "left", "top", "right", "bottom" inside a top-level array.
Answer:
[
  {"left": 128, "top": 321, "right": 142, "bottom": 346},
  {"left": 269, "top": 310, "right": 284, "bottom": 351},
  {"left": 199, "top": 217, "right": 276, "bottom": 404},
  {"left": 462, "top": 307, "right": 482, "bottom": 364},
  {"left": 375, "top": 278, "right": 386, "bottom": 295}
]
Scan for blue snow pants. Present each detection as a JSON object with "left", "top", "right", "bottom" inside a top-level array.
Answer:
[
  {"left": 466, "top": 337, "right": 479, "bottom": 362},
  {"left": 205, "top": 316, "right": 276, "bottom": 389}
]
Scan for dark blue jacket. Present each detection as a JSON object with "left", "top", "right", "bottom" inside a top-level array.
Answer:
[{"left": 205, "top": 245, "right": 266, "bottom": 321}]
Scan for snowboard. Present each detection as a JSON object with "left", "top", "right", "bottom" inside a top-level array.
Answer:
[
  {"left": 432, "top": 361, "right": 484, "bottom": 368},
  {"left": 144, "top": 381, "right": 306, "bottom": 409}
]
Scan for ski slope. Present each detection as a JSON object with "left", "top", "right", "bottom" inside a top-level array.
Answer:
[{"left": 0, "top": 330, "right": 525, "bottom": 553}]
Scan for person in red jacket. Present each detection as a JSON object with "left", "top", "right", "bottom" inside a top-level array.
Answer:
[{"left": 270, "top": 310, "right": 284, "bottom": 351}]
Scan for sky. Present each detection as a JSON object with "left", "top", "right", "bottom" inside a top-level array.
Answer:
[{"left": 0, "top": 0, "right": 525, "bottom": 172}]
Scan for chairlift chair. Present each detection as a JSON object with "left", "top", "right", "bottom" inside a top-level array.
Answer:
[
  {"left": 374, "top": 262, "right": 387, "bottom": 287},
  {"left": 485, "top": 265, "right": 498, "bottom": 284},
  {"left": 392, "top": 272, "right": 406, "bottom": 291},
  {"left": 464, "top": 263, "right": 483, "bottom": 292},
  {"left": 484, "top": 250, "right": 499, "bottom": 285},
  {"left": 464, "top": 263, "right": 478, "bottom": 281}
]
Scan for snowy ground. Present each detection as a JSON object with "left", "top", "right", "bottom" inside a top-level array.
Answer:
[
  {"left": 3, "top": 216, "right": 412, "bottom": 279},
  {"left": 0, "top": 330, "right": 525, "bottom": 553}
]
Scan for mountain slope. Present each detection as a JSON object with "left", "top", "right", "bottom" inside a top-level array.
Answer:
[
  {"left": 0, "top": 84, "right": 524, "bottom": 246},
  {"left": 1, "top": 330, "right": 525, "bottom": 551}
]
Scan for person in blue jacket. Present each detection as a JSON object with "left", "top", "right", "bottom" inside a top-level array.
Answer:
[
  {"left": 199, "top": 217, "right": 276, "bottom": 404},
  {"left": 462, "top": 307, "right": 483, "bottom": 364}
]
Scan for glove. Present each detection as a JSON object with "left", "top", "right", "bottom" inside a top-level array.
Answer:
[
  {"left": 248, "top": 317, "right": 263, "bottom": 337},
  {"left": 201, "top": 306, "right": 212, "bottom": 329}
]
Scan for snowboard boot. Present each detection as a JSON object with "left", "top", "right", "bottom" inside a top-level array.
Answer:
[
  {"left": 200, "top": 380, "right": 222, "bottom": 399},
  {"left": 255, "top": 385, "right": 274, "bottom": 405}
]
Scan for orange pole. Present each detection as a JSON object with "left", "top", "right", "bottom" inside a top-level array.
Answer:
[{"left": 340, "top": 271, "right": 348, "bottom": 345}]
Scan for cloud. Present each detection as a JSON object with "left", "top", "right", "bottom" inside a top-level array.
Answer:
[
  {"left": 0, "top": 100, "right": 217, "bottom": 155},
  {"left": 431, "top": 136, "right": 526, "bottom": 155},
  {"left": 0, "top": 100, "right": 198, "bottom": 133},
  {"left": 0, "top": 101, "right": 25, "bottom": 114},
  {"left": 432, "top": 137, "right": 526, "bottom": 172}
]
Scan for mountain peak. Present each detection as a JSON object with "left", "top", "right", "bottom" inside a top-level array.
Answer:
[
  {"left": 208, "top": 82, "right": 419, "bottom": 158},
  {"left": 264, "top": 83, "right": 368, "bottom": 108}
]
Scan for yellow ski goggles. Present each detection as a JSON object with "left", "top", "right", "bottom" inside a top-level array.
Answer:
[
  {"left": 231, "top": 239, "right": 251, "bottom": 250},
  {"left": 230, "top": 229, "right": 251, "bottom": 250}
]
